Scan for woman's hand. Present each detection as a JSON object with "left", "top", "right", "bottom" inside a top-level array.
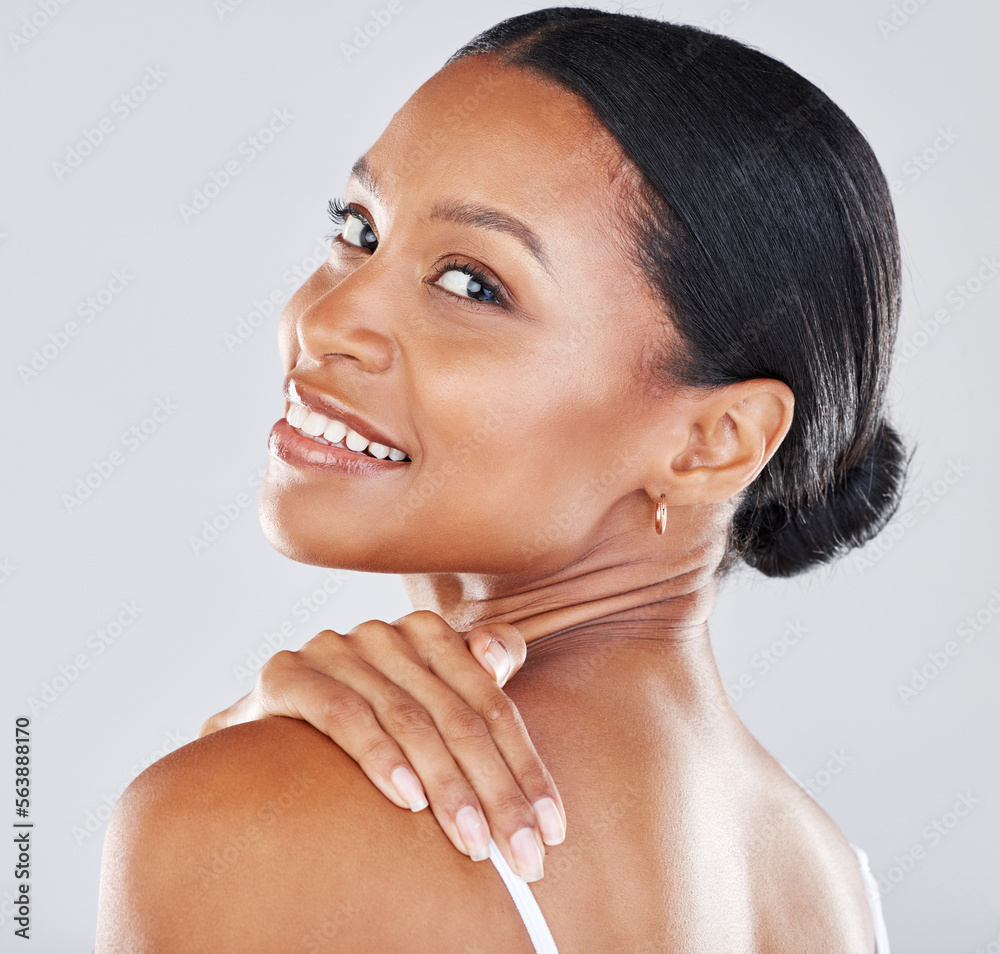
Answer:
[{"left": 198, "top": 611, "right": 565, "bottom": 882}]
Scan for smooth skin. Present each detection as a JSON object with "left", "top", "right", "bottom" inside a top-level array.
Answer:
[{"left": 95, "top": 55, "right": 877, "bottom": 952}]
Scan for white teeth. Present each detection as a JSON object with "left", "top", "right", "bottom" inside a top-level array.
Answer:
[
  {"left": 284, "top": 403, "right": 410, "bottom": 461},
  {"left": 323, "top": 419, "right": 347, "bottom": 443},
  {"left": 287, "top": 404, "right": 309, "bottom": 428},
  {"left": 300, "top": 411, "right": 328, "bottom": 437},
  {"left": 344, "top": 428, "right": 369, "bottom": 452}
]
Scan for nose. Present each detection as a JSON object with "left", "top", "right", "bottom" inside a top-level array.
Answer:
[{"left": 294, "top": 266, "right": 397, "bottom": 374}]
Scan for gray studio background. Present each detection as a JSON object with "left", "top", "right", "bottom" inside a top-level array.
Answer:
[{"left": 1, "top": 0, "right": 997, "bottom": 950}]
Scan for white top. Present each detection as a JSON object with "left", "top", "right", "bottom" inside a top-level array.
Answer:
[
  {"left": 487, "top": 820, "right": 891, "bottom": 953},
  {"left": 487, "top": 837, "right": 560, "bottom": 954}
]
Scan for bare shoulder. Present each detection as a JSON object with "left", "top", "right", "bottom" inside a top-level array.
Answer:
[
  {"left": 747, "top": 756, "right": 879, "bottom": 953},
  {"left": 95, "top": 716, "right": 535, "bottom": 954}
]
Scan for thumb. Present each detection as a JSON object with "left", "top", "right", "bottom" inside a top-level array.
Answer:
[{"left": 464, "top": 622, "right": 526, "bottom": 688}]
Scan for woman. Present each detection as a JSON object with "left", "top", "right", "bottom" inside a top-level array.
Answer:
[{"left": 95, "top": 8, "right": 905, "bottom": 951}]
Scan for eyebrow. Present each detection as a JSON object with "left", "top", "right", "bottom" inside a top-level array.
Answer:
[{"left": 349, "top": 155, "right": 555, "bottom": 279}]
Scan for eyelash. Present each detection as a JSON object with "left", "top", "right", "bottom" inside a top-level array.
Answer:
[{"left": 325, "top": 197, "right": 509, "bottom": 309}]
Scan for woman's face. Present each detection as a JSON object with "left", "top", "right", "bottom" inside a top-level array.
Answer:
[{"left": 260, "top": 55, "right": 678, "bottom": 576}]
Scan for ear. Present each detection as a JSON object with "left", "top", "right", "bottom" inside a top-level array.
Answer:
[{"left": 655, "top": 379, "right": 795, "bottom": 506}]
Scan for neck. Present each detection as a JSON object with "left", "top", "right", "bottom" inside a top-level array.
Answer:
[{"left": 400, "top": 501, "right": 730, "bottom": 667}]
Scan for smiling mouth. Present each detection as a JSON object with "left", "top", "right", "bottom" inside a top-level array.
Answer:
[{"left": 285, "top": 404, "right": 411, "bottom": 462}]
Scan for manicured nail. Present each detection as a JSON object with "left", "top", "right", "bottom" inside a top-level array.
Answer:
[
  {"left": 484, "top": 639, "right": 511, "bottom": 686},
  {"left": 532, "top": 796, "right": 565, "bottom": 846},
  {"left": 391, "top": 765, "right": 428, "bottom": 812},
  {"left": 510, "top": 827, "right": 544, "bottom": 882},
  {"left": 456, "top": 806, "right": 490, "bottom": 862}
]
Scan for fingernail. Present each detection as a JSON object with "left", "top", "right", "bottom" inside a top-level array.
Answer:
[
  {"left": 484, "top": 639, "right": 511, "bottom": 686},
  {"left": 532, "top": 796, "right": 565, "bottom": 846},
  {"left": 510, "top": 827, "right": 544, "bottom": 882},
  {"left": 456, "top": 806, "right": 490, "bottom": 862},
  {"left": 391, "top": 765, "right": 428, "bottom": 812}
]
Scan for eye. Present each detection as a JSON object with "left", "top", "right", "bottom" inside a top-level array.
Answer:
[
  {"left": 327, "top": 197, "right": 377, "bottom": 251},
  {"left": 326, "top": 197, "right": 509, "bottom": 308},
  {"left": 432, "top": 259, "right": 505, "bottom": 306}
]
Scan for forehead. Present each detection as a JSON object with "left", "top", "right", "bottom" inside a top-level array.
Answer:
[{"left": 359, "top": 55, "right": 639, "bottom": 265}]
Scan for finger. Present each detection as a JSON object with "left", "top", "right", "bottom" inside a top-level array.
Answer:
[
  {"left": 366, "top": 617, "right": 566, "bottom": 862},
  {"left": 303, "top": 619, "right": 562, "bottom": 876},
  {"left": 464, "top": 623, "right": 526, "bottom": 688},
  {"left": 338, "top": 658, "right": 499, "bottom": 863},
  {"left": 272, "top": 667, "right": 439, "bottom": 815},
  {"left": 399, "top": 621, "right": 565, "bottom": 841},
  {"left": 360, "top": 651, "right": 552, "bottom": 879},
  {"left": 473, "top": 684, "right": 567, "bottom": 848},
  {"left": 255, "top": 651, "right": 439, "bottom": 813},
  {"left": 197, "top": 692, "right": 253, "bottom": 738}
]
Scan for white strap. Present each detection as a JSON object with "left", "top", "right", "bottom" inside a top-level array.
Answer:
[
  {"left": 849, "top": 843, "right": 892, "bottom": 954},
  {"left": 487, "top": 837, "right": 560, "bottom": 954}
]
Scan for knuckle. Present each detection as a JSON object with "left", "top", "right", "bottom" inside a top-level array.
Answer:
[
  {"left": 398, "top": 609, "right": 449, "bottom": 627},
  {"left": 259, "top": 649, "right": 297, "bottom": 676},
  {"left": 345, "top": 619, "right": 395, "bottom": 641},
  {"left": 381, "top": 700, "right": 436, "bottom": 736},
  {"left": 441, "top": 707, "right": 491, "bottom": 745},
  {"left": 490, "top": 787, "right": 533, "bottom": 819},
  {"left": 479, "top": 694, "right": 522, "bottom": 733},
  {"left": 428, "top": 774, "right": 477, "bottom": 815},
  {"left": 516, "top": 764, "right": 552, "bottom": 798},
  {"left": 318, "top": 692, "right": 372, "bottom": 729},
  {"left": 254, "top": 650, "right": 299, "bottom": 693},
  {"left": 302, "top": 630, "right": 344, "bottom": 651},
  {"left": 357, "top": 735, "right": 399, "bottom": 768}
]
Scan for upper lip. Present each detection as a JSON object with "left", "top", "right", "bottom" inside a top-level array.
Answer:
[{"left": 284, "top": 379, "right": 409, "bottom": 456}]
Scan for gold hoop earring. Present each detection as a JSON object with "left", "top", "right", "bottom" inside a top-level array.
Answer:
[{"left": 654, "top": 494, "right": 668, "bottom": 535}]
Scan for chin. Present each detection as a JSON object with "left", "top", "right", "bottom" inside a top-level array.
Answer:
[{"left": 256, "top": 482, "right": 406, "bottom": 574}]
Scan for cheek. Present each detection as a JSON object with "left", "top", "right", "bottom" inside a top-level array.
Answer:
[{"left": 413, "top": 340, "right": 639, "bottom": 562}]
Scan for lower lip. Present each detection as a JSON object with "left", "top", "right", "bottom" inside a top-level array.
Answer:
[{"left": 268, "top": 419, "right": 411, "bottom": 476}]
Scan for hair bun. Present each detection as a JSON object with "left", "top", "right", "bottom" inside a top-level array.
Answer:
[{"left": 734, "top": 420, "right": 911, "bottom": 577}]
